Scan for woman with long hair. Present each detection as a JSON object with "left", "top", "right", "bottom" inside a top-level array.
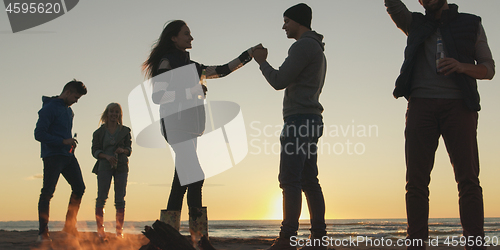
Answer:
[
  {"left": 91, "top": 103, "right": 132, "bottom": 239},
  {"left": 143, "top": 20, "right": 257, "bottom": 249}
]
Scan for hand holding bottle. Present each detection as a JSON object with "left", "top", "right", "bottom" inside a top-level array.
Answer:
[
  {"left": 66, "top": 133, "right": 78, "bottom": 153},
  {"left": 437, "top": 57, "right": 466, "bottom": 76}
]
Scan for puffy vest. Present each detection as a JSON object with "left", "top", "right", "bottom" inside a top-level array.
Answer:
[{"left": 393, "top": 4, "right": 481, "bottom": 111}]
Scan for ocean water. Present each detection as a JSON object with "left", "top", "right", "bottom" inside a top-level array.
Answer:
[{"left": 1, "top": 218, "right": 499, "bottom": 241}]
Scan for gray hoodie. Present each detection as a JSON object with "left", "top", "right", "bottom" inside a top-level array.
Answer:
[{"left": 260, "top": 30, "right": 326, "bottom": 118}]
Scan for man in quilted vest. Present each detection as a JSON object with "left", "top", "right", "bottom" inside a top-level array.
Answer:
[{"left": 385, "top": 1, "right": 495, "bottom": 249}]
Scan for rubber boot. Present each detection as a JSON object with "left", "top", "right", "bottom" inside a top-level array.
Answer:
[
  {"left": 160, "top": 209, "right": 181, "bottom": 231},
  {"left": 116, "top": 208, "right": 125, "bottom": 238},
  {"left": 95, "top": 207, "right": 106, "bottom": 239},
  {"left": 189, "top": 207, "right": 216, "bottom": 250},
  {"left": 62, "top": 193, "right": 81, "bottom": 237}
]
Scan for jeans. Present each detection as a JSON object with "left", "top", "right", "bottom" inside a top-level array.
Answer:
[
  {"left": 405, "top": 98, "right": 484, "bottom": 250},
  {"left": 38, "top": 155, "right": 85, "bottom": 234},
  {"left": 96, "top": 169, "right": 128, "bottom": 209},
  {"left": 278, "top": 114, "right": 326, "bottom": 238}
]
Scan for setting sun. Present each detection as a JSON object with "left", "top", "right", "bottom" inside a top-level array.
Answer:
[{"left": 267, "top": 192, "right": 311, "bottom": 220}]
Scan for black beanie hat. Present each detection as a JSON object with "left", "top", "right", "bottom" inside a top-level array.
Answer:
[{"left": 283, "top": 3, "right": 312, "bottom": 30}]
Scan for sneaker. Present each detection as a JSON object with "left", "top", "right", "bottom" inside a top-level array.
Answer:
[
  {"left": 268, "top": 237, "right": 296, "bottom": 250},
  {"left": 36, "top": 232, "right": 52, "bottom": 243}
]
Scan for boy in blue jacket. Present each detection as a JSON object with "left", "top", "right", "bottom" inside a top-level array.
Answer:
[{"left": 34, "top": 79, "right": 87, "bottom": 242}]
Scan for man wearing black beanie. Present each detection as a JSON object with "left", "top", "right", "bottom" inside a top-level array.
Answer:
[
  {"left": 254, "top": 3, "right": 328, "bottom": 250},
  {"left": 283, "top": 3, "right": 312, "bottom": 30}
]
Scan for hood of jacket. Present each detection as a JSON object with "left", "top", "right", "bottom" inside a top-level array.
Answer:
[
  {"left": 42, "top": 95, "right": 64, "bottom": 106},
  {"left": 300, "top": 30, "right": 325, "bottom": 51},
  {"left": 35, "top": 95, "right": 73, "bottom": 158}
]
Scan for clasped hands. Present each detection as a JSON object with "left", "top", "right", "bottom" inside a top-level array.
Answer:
[{"left": 252, "top": 43, "right": 268, "bottom": 65}]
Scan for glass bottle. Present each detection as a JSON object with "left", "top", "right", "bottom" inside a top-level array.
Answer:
[
  {"left": 69, "top": 133, "right": 77, "bottom": 153},
  {"left": 436, "top": 36, "right": 445, "bottom": 74}
]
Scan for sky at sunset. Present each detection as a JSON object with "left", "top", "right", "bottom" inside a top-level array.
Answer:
[{"left": 1, "top": 0, "right": 499, "bottom": 223}]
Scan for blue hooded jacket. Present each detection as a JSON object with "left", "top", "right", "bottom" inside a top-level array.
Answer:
[{"left": 34, "top": 96, "right": 74, "bottom": 158}]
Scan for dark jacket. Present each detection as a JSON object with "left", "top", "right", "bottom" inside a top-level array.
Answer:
[
  {"left": 91, "top": 125, "right": 132, "bottom": 174},
  {"left": 34, "top": 96, "right": 74, "bottom": 158},
  {"left": 152, "top": 48, "right": 252, "bottom": 143},
  {"left": 155, "top": 50, "right": 206, "bottom": 142},
  {"left": 393, "top": 4, "right": 482, "bottom": 111}
]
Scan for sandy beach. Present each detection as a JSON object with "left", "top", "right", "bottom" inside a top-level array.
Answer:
[{"left": 1, "top": 230, "right": 496, "bottom": 250}]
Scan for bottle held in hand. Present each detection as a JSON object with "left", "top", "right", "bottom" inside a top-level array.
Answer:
[
  {"left": 436, "top": 36, "right": 445, "bottom": 74},
  {"left": 69, "top": 133, "right": 77, "bottom": 153}
]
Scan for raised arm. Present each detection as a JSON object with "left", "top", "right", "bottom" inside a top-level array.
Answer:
[
  {"left": 256, "top": 40, "right": 314, "bottom": 90},
  {"left": 385, "top": 0, "right": 413, "bottom": 35},
  {"left": 202, "top": 47, "right": 253, "bottom": 79}
]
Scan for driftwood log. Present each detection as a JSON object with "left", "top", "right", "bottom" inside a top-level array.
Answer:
[{"left": 139, "top": 220, "right": 196, "bottom": 250}]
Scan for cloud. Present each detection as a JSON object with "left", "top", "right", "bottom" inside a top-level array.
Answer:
[{"left": 26, "top": 174, "right": 43, "bottom": 180}]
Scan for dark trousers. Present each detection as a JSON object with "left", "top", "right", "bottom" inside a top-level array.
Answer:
[
  {"left": 163, "top": 131, "right": 204, "bottom": 211},
  {"left": 405, "top": 98, "right": 484, "bottom": 250},
  {"left": 166, "top": 170, "right": 203, "bottom": 211},
  {"left": 278, "top": 114, "right": 326, "bottom": 238},
  {"left": 96, "top": 169, "right": 128, "bottom": 209},
  {"left": 38, "top": 155, "right": 85, "bottom": 235}
]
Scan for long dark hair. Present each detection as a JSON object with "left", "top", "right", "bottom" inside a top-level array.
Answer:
[{"left": 142, "top": 20, "right": 186, "bottom": 78}]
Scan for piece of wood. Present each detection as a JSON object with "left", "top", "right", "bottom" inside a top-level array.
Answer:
[{"left": 140, "top": 220, "right": 195, "bottom": 250}]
